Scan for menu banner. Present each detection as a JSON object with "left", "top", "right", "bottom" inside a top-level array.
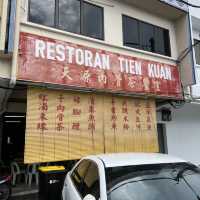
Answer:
[{"left": 24, "top": 88, "right": 158, "bottom": 163}]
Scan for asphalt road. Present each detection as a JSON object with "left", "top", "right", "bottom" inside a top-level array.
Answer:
[{"left": 11, "top": 194, "right": 39, "bottom": 200}]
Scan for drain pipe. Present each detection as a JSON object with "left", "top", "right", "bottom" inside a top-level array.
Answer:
[
  {"left": 188, "top": 85, "right": 200, "bottom": 101},
  {"left": 181, "top": 85, "right": 200, "bottom": 106},
  {"left": 9, "top": 0, "right": 20, "bottom": 88},
  {"left": 0, "top": 0, "right": 21, "bottom": 115}
]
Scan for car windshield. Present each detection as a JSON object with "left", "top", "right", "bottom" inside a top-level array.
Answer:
[{"left": 106, "top": 162, "right": 200, "bottom": 200}]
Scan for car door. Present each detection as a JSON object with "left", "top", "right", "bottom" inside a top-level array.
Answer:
[
  {"left": 81, "top": 161, "right": 100, "bottom": 200},
  {"left": 63, "top": 159, "right": 101, "bottom": 200},
  {"left": 63, "top": 159, "right": 90, "bottom": 200}
]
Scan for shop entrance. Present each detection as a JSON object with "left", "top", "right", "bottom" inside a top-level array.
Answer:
[
  {"left": 157, "top": 123, "right": 168, "bottom": 154},
  {"left": 1, "top": 113, "right": 26, "bottom": 164},
  {"left": 0, "top": 113, "right": 38, "bottom": 198}
]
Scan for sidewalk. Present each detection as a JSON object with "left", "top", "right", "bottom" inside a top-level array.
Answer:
[
  {"left": 10, "top": 184, "right": 39, "bottom": 200},
  {"left": 11, "top": 193, "right": 38, "bottom": 200}
]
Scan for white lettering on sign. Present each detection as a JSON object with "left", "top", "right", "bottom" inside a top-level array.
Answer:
[
  {"left": 85, "top": 50, "right": 93, "bottom": 67},
  {"left": 76, "top": 49, "right": 84, "bottom": 65},
  {"left": 35, "top": 40, "right": 45, "bottom": 58},
  {"left": 66, "top": 46, "right": 75, "bottom": 64},
  {"left": 47, "top": 42, "right": 55, "bottom": 60},
  {"left": 119, "top": 57, "right": 142, "bottom": 75},
  {"left": 148, "top": 64, "right": 172, "bottom": 80},
  {"left": 35, "top": 39, "right": 110, "bottom": 70},
  {"left": 34, "top": 39, "right": 173, "bottom": 80},
  {"left": 56, "top": 44, "right": 65, "bottom": 61}
]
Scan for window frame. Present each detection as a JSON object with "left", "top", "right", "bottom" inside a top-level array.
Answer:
[
  {"left": 81, "top": 0, "right": 104, "bottom": 40},
  {"left": 194, "top": 39, "right": 200, "bottom": 66},
  {"left": 122, "top": 14, "right": 171, "bottom": 57},
  {"left": 81, "top": 160, "right": 101, "bottom": 199},
  {"left": 122, "top": 15, "right": 140, "bottom": 49},
  {"left": 28, "top": 0, "right": 57, "bottom": 28},
  {"left": 28, "top": 0, "right": 104, "bottom": 40},
  {"left": 70, "top": 159, "right": 100, "bottom": 199},
  {"left": 70, "top": 159, "right": 91, "bottom": 198}
]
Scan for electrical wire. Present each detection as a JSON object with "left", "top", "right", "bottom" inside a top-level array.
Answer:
[
  {"left": 178, "top": 40, "right": 200, "bottom": 63},
  {"left": 176, "top": 0, "right": 200, "bottom": 8},
  {"left": 0, "top": 85, "right": 26, "bottom": 90}
]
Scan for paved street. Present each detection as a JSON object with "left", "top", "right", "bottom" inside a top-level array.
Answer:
[{"left": 11, "top": 194, "right": 39, "bottom": 200}]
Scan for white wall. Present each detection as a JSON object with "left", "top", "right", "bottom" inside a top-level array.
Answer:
[
  {"left": 189, "top": 0, "right": 200, "bottom": 19},
  {"left": 0, "top": 1, "right": 2, "bottom": 17},
  {"left": 191, "top": 29, "right": 200, "bottom": 97},
  {"left": 162, "top": 103, "right": 200, "bottom": 165},
  {"left": 20, "top": 0, "right": 179, "bottom": 63}
]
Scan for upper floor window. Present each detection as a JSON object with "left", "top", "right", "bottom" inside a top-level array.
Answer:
[
  {"left": 194, "top": 39, "right": 200, "bottom": 65},
  {"left": 29, "top": 0, "right": 104, "bottom": 40},
  {"left": 122, "top": 15, "right": 171, "bottom": 57}
]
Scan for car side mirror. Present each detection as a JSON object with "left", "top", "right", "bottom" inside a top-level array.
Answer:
[{"left": 83, "top": 194, "right": 96, "bottom": 200}]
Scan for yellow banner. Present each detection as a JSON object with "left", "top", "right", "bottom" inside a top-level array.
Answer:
[{"left": 25, "top": 88, "right": 158, "bottom": 163}]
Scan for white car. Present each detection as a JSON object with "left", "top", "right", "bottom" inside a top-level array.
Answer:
[{"left": 62, "top": 153, "right": 200, "bottom": 200}]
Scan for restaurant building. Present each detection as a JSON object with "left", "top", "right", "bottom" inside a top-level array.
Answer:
[{"left": 0, "top": 0, "right": 191, "bottom": 165}]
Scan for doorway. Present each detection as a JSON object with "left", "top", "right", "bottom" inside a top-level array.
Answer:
[
  {"left": 157, "top": 123, "right": 168, "bottom": 154},
  {"left": 1, "top": 113, "right": 26, "bottom": 164}
]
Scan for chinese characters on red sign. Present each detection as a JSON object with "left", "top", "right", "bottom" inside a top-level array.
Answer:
[{"left": 18, "top": 32, "right": 182, "bottom": 99}]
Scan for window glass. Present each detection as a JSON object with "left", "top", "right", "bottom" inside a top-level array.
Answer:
[
  {"left": 29, "top": 0, "right": 55, "bottom": 27},
  {"left": 106, "top": 163, "right": 200, "bottom": 200},
  {"left": 108, "top": 178, "right": 198, "bottom": 200},
  {"left": 59, "top": 0, "right": 80, "bottom": 34},
  {"left": 122, "top": 15, "right": 171, "bottom": 56},
  {"left": 154, "top": 27, "right": 165, "bottom": 55},
  {"left": 71, "top": 160, "right": 90, "bottom": 194},
  {"left": 163, "top": 29, "right": 171, "bottom": 56},
  {"left": 29, "top": 0, "right": 104, "bottom": 40},
  {"left": 140, "top": 22, "right": 155, "bottom": 52},
  {"left": 82, "top": 2, "right": 104, "bottom": 39},
  {"left": 194, "top": 39, "right": 200, "bottom": 65},
  {"left": 123, "top": 16, "right": 140, "bottom": 49},
  {"left": 82, "top": 161, "right": 100, "bottom": 199}
]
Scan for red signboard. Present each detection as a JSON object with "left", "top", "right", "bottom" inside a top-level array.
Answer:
[{"left": 18, "top": 32, "right": 182, "bottom": 99}]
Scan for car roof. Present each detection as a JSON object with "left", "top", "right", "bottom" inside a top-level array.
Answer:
[{"left": 87, "top": 153, "right": 187, "bottom": 168}]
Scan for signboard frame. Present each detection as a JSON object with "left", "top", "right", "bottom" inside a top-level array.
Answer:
[{"left": 18, "top": 32, "right": 183, "bottom": 99}]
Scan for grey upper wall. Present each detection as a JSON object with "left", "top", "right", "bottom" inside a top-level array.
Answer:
[{"left": 190, "top": 0, "right": 200, "bottom": 20}]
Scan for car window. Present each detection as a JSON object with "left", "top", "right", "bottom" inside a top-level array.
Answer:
[
  {"left": 107, "top": 178, "right": 198, "bottom": 200},
  {"left": 82, "top": 161, "right": 100, "bottom": 199},
  {"left": 106, "top": 163, "right": 200, "bottom": 200},
  {"left": 71, "top": 160, "right": 91, "bottom": 195}
]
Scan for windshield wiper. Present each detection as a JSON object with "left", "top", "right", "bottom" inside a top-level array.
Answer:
[{"left": 176, "top": 165, "right": 198, "bottom": 182}]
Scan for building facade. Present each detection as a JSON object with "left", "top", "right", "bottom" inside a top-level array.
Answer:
[
  {"left": 159, "top": 0, "right": 200, "bottom": 165},
  {"left": 0, "top": 0, "right": 190, "bottom": 164}
]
